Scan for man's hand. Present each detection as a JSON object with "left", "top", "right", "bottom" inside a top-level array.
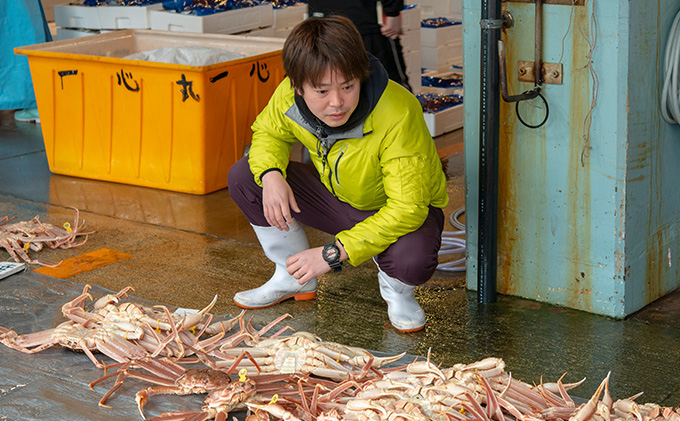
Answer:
[
  {"left": 381, "top": 15, "right": 403, "bottom": 39},
  {"left": 261, "top": 170, "right": 300, "bottom": 231},
  {"left": 287, "top": 241, "right": 348, "bottom": 285}
]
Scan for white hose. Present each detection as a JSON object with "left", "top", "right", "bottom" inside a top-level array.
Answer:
[
  {"left": 437, "top": 206, "right": 467, "bottom": 272},
  {"left": 661, "top": 9, "right": 680, "bottom": 125}
]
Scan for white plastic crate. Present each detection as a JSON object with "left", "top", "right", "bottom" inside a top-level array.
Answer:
[
  {"left": 423, "top": 103, "right": 464, "bottom": 137},
  {"left": 54, "top": 3, "right": 162, "bottom": 30},
  {"left": 420, "top": 21, "right": 462, "bottom": 48},
  {"left": 150, "top": 3, "right": 274, "bottom": 35},
  {"left": 272, "top": 3, "right": 306, "bottom": 29}
]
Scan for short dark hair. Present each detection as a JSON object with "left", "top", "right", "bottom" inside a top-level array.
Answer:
[{"left": 282, "top": 15, "right": 370, "bottom": 92}]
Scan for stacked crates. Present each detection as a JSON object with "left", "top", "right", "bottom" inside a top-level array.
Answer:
[
  {"left": 405, "top": 0, "right": 464, "bottom": 136},
  {"left": 149, "top": 2, "right": 273, "bottom": 35},
  {"left": 54, "top": 1, "right": 163, "bottom": 40},
  {"left": 420, "top": 18, "right": 462, "bottom": 72},
  {"left": 271, "top": 2, "right": 307, "bottom": 39},
  {"left": 400, "top": 5, "right": 422, "bottom": 95}
]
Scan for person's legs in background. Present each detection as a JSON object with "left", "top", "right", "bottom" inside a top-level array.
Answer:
[
  {"left": 362, "top": 33, "right": 412, "bottom": 92},
  {"left": 0, "top": 0, "right": 53, "bottom": 123}
]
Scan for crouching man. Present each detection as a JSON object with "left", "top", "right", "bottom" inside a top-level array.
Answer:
[{"left": 227, "top": 15, "right": 448, "bottom": 332}]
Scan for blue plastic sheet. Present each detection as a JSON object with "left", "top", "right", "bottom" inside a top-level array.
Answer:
[{"left": 0, "top": 0, "right": 53, "bottom": 110}]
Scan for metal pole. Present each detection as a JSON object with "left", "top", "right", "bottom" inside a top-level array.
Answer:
[{"left": 478, "top": 0, "right": 501, "bottom": 303}]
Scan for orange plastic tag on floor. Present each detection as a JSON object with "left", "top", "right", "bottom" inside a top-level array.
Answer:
[{"left": 34, "top": 248, "right": 133, "bottom": 279}]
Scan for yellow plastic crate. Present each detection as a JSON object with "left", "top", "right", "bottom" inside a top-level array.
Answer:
[{"left": 15, "top": 29, "right": 285, "bottom": 194}]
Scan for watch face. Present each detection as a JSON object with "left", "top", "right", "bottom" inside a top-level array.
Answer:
[{"left": 324, "top": 245, "right": 339, "bottom": 260}]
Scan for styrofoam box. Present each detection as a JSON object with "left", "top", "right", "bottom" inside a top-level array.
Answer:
[
  {"left": 421, "top": 70, "right": 463, "bottom": 96},
  {"left": 150, "top": 4, "right": 274, "bottom": 35},
  {"left": 406, "top": 0, "right": 450, "bottom": 19},
  {"left": 274, "top": 26, "right": 294, "bottom": 39},
  {"left": 272, "top": 3, "right": 306, "bottom": 29},
  {"left": 403, "top": 50, "right": 422, "bottom": 80},
  {"left": 239, "top": 26, "right": 276, "bottom": 37},
  {"left": 409, "top": 72, "right": 421, "bottom": 95},
  {"left": 99, "top": 3, "right": 164, "bottom": 29},
  {"left": 421, "top": 40, "right": 462, "bottom": 73},
  {"left": 423, "top": 103, "right": 464, "bottom": 137},
  {"left": 421, "top": 85, "right": 463, "bottom": 96},
  {"left": 400, "top": 28, "right": 420, "bottom": 54},
  {"left": 54, "top": 4, "right": 101, "bottom": 29},
  {"left": 54, "top": 3, "right": 163, "bottom": 30},
  {"left": 56, "top": 27, "right": 100, "bottom": 41},
  {"left": 401, "top": 5, "right": 421, "bottom": 31},
  {"left": 450, "top": 0, "right": 462, "bottom": 20},
  {"left": 42, "top": 0, "right": 63, "bottom": 22},
  {"left": 420, "top": 21, "right": 462, "bottom": 48}
]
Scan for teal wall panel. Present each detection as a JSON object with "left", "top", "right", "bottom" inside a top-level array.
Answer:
[{"left": 463, "top": 0, "right": 680, "bottom": 318}]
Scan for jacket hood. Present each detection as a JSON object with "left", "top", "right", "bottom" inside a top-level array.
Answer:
[{"left": 290, "top": 53, "right": 389, "bottom": 140}]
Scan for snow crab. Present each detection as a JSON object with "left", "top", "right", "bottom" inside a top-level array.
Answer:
[
  {"left": 0, "top": 208, "right": 91, "bottom": 266},
  {"left": 214, "top": 331, "right": 406, "bottom": 381},
  {"left": 0, "top": 284, "right": 228, "bottom": 367}
]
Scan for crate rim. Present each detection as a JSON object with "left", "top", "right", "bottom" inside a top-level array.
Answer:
[{"left": 14, "top": 29, "right": 285, "bottom": 72}]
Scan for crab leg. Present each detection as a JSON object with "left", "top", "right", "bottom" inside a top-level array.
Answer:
[{"left": 570, "top": 372, "right": 608, "bottom": 421}]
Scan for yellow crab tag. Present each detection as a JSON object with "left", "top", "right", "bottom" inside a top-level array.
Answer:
[
  {"left": 63, "top": 222, "right": 73, "bottom": 233},
  {"left": 238, "top": 368, "right": 248, "bottom": 382},
  {"left": 459, "top": 407, "right": 466, "bottom": 415},
  {"left": 155, "top": 320, "right": 161, "bottom": 333},
  {"left": 268, "top": 394, "right": 278, "bottom": 405},
  {"left": 189, "top": 326, "right": 197, "bottom": 334},
  {"left": 23, "top": 235, "right": 35, "bottom": 251}
]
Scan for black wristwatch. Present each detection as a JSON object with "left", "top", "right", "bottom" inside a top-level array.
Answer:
[{"left": 322, "top": 242, "right": 343, "bottom": 272}]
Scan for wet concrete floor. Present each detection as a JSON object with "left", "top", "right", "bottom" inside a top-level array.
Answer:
[{"left": 1, "top": 110, "right": 679, "bottom": 408}]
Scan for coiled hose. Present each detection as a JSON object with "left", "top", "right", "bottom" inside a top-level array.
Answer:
[
  {"left": 661, "top": 9, "right": 680, "bottom": 125},
  {"left": 436, "top": 206, "right": 466, "bottom": 272}
]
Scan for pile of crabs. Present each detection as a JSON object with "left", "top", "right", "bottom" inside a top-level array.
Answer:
[{"left": 1, "top": 285, "right": 678, "bottom": 421}]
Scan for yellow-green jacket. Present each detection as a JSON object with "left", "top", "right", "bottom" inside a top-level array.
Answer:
[{"left": 249, "top": 69, "right": 448, "bottom": 266}]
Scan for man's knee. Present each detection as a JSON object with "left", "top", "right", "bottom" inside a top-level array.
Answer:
[
  {"left": 377, "top": 250, "right": 438, "bottom": 286},
  {"left": 227, "top": 156, "right": 252, "bottom": 191}
]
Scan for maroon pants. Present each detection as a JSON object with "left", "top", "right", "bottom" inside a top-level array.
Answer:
[{"left": 227, "top": 157, "right": 444, "bottom": 286}]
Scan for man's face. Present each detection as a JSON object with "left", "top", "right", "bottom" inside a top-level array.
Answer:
[{"left": 298, "top": 69, "right": 361, "bottom": 128}]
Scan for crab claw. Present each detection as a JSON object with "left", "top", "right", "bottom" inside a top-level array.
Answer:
[
  {"left": 570, "top": 372, "right": 608, "bottom": 421},
  {"left": 135, "top": 388, "right": 150, "bottom": 420}
]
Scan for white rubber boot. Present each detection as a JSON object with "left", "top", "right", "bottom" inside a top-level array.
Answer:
[
  {"left": 375, "top": 261, "right": 426, "bottom": 332},
  {"left": 234, "top": 223, "right": 317, "bottom": 309}
]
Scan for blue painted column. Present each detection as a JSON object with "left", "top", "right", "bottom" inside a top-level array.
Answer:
[{"left": 463, "top": 0, "right": 680, "bottom": 318}]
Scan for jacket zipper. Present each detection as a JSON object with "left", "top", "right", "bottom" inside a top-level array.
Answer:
[
  {"left": 315, "top": 126, "right": 337, "bottom": 196},
  {"left": 334, "top": 145, "right": 346, "bottom": 186}
]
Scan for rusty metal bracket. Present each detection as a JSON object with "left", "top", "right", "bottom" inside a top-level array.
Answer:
[
  {"left": 502, "top": 0, "right": 584, "bottom": 5},
  {"left": 518, "top": 61, "right": 563, "bottom": 84}
]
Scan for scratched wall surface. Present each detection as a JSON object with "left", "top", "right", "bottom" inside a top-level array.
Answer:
[{"left": 462, "top": 0, "right": 680, "bottom": 317}]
